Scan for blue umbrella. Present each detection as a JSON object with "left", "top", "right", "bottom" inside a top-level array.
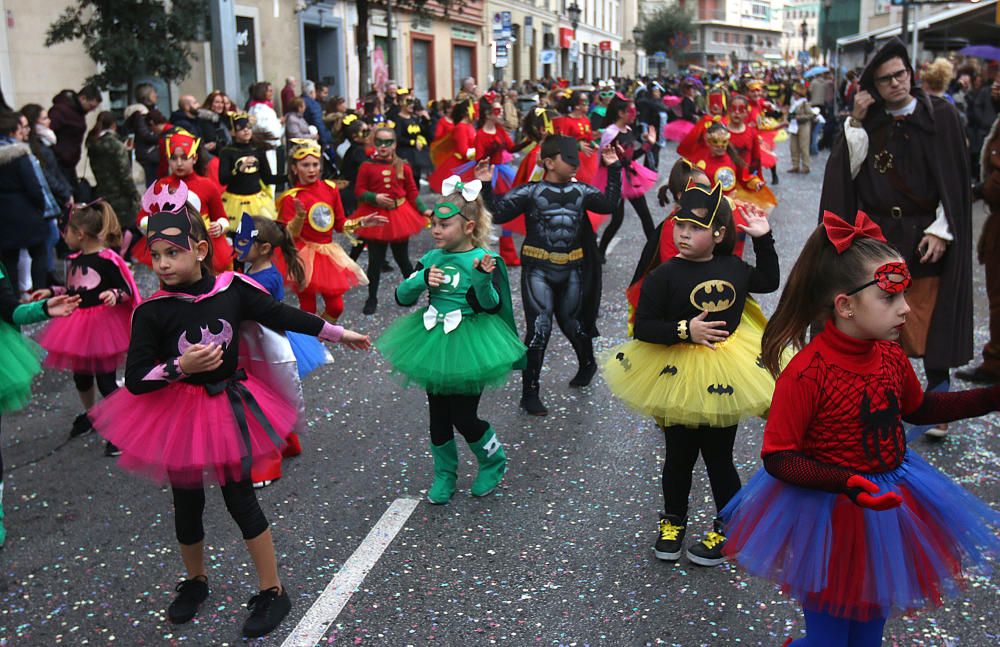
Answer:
[
  {"left": 959, "top": 45, "right": 1000, "bottom": 62},
  {"left": 804, "top": 65, "right": 830, "bottom": 79}
]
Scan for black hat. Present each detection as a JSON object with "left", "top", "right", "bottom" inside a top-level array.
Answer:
[
  {"left": 540, "top": 134, "right": 580, "bottom": 168},
  {"left": 859, "top": 37, "right": 913, "bottom": 99}
]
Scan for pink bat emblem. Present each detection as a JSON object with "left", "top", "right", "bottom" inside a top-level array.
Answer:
[
  {"left": 142, "top": 180, "right": 189, "bottom": 214},
  {"left": 67, "top": 265, "right": 102, "bottom": 292},
  {"left": 177, "top": 319, "right": 234, "bottom": 355}
]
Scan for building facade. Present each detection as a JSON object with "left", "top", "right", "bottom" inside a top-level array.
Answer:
[
  {"left": 676, "top": 0, "right": 783, "bottom": 70},
  {"left": 777, "top": 0, "right": 820, "bottom": 65}
]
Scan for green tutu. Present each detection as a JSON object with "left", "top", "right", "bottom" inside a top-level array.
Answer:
[
  {"left": 376, "top": 310, "right": 527, "bottom": 395},
  {"left": 0, "top": 322, "right": 43, "bottom": 413}
]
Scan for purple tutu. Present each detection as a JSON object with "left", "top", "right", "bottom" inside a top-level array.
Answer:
[
  {"left": 36, "top": 304, "right": 132, "bottom": 374},
  {"left": 721, "top": 452, "right": 1000, "bottom": 621},
  {"left": 91, "top": 371, "right": 296, "bottom": 488}
]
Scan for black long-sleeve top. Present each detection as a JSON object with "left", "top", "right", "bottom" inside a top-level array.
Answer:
[
  {"left": 218, "top": 142, "right": 277, "bottom": 194},
  {"left": 124, "top": 274, "right": 324, "bottom": 394},
  {"left": 634, "top": 233, "right": 779, "bottom": 345},
  {"left": 64, "top": 252, "right": 132, "bottom": 308}
]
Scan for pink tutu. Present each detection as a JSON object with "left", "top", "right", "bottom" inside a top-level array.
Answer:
[
  {"left": 91, "top": 370, "right": 296, "bottom": 487},
  {"left": 594, "top": 162, "right": 659, "bottom": 200},
  {"left": 37, "top": 304, "right": 132, "bottom": 374},
  {"left": 663, "top": 120, "right": 696, "bottom": 142}
]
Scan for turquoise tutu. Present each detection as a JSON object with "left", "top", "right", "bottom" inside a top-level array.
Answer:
[
  {"left": 0, "top": 323, "right": 43, "bottom": 413},
  {"left": 376, "top": 310, "right": 526, "bottom": 395}
]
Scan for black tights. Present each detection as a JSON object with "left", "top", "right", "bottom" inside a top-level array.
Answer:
[
  {"left": 428, "top": 393, "right": 488, "bottom": 446},
  {"left": 598, "top": 196, "right": 655, "bottom": 256},
  {"left": 661, "top": 424, "right": 741, "bottom": 519},
  {"left": 73, "top": 372, "right": 118, "bottom": 397},
  {"left": 925, "top": 365, "right": 949, "bottom": 392},
  {"left": 366, "top": 240, "right": 414, "bottom": 301},
  {"left": 172, "top": 480, "right": 269, "bottom": 545}
]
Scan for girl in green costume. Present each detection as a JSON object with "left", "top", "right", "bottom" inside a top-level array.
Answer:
[
  {"left": 377, "top": 175, "right": 526, "bottom": 504},
  {"left": 0, "top": 261, "right": 80, "bottom": 545}
]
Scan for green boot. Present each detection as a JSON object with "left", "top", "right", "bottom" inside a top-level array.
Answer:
[
  {"left": 468, "top": 428, "right": 507, "bottom": 497},
  {"left": 427, "top": 440, "right": 458, "bottom": 504}
]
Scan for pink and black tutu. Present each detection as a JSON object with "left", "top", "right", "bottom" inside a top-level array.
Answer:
[
  {"left": 90, "top": 370, "right": 296, "bottom": 488},
  {"left": 722, "top": 452, "right": 1000, "bottom": 621},
  {"left": 595, "top": 161, "right": 659, "bottom": 200},
  {"left": 36, "top": 304, "right": 132, "bottom": 374}
]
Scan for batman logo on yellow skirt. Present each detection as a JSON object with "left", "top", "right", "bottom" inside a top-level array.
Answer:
[
  {"left": 707, "top": 383, "right": 735, "bottom": 395},
  {"left": 690, "top": 279, "right": 736, "bottom": 312}
]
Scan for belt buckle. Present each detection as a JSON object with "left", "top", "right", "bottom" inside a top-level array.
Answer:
[
  {"left": 549, "top": 251, "right": 569, "bottom": 264},
  {"left": 890, "top": 206, "right": 902, "bottom": 219}
]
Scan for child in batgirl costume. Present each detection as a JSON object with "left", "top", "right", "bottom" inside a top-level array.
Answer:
[
  {"left": 135, "top": 130, "right": 234, "bottom": 273},
  {"left": 219, "top": 111, "right": 278, "bottom": 226},
  {"left": 376, "top": 176, "right": 526, "bottom": 504},
  {"left": 277, "top": 139, "right": 377, "bottom": 322},
  {"left": 601, "top": 182, "right": 782, "bottom": 567}
]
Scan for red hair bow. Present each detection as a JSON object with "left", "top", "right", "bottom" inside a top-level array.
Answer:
[{"left": 822, "top": 210, "right": 887, "bottom": 253}]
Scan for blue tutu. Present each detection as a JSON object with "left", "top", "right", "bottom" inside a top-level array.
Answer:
[
  {"left": 721, "top": 451, "right": 999, "bottom": 621},
  {"left": 286, "top": 330, "right": 331, "bottom": 379}
]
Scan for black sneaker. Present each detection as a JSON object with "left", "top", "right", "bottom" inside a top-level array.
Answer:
[
  {"left": 362, "top": 298, "right": 378, "bottom": 315},
  {"left": 167, "top": 577, "right": 209, "bottom": 624},
  {"left": 242, "top": 586, "right": 292, "bottom": 638},
  {"left": 686, "top": 519, "right": 728, "bottom": 567},
  {"left": 70, "top": 413, "right": 93, "bottom": 438},
  {"left": 569, "top": 362, "right": 597, "bottom": 387},
  {"left": 104, "top": 441, "right": 122, "bottom": 457},
  {"left": 654, "top": 514, "right": 686, "bottom": 561}
]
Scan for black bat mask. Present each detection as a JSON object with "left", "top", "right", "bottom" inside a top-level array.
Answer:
[
  {"left": 674, "top": 182, "right": 724, "bottom": 229},
  {"left": 146, "top": 210, "right": 193, "bottom": 251}
]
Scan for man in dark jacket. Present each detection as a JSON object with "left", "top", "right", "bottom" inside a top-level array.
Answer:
[
  {"left": 124, "top": 83, "right": 165, "bottom": 187},
  {"left": 0, "top": 111, "right": 48, "bottom": 292},
  {"left": 48, "top": 85, "right": 101, "bottom": 190},
  {"left": 301, "top": 81, "right": 333, "bottom": 150},
  {"left": 820, "top": 37, "right": 973, "bottom": 439},
  {"left": 168, "top": 95, "right": 203, "bottom": 139}
]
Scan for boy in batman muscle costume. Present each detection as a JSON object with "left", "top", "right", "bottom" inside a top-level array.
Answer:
[{"left": 478, "top": 135, "right": 622, "bottom": 415}]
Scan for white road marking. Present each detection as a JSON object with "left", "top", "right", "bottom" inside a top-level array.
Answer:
[
  {"left": 605, "top": 236, "right": 622, "bottom": 256},
  {"left": 280, "top": 497, "right": 420, "bottom": 646}
]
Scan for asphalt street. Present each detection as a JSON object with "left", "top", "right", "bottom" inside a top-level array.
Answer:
[{"left": 1, "top": 142, "right": 997, "bottom": 646}]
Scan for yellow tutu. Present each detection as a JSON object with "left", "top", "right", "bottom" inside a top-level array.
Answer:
[
  {"left": 223, "top": 184, "right": 276, "bottom": 227},
  {"left": 601, "top": 299, "right": 781, "bottom": 428}
]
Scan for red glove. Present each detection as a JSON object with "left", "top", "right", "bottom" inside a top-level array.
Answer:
[{"left": 845, "top": 475, "right": 903, "bottom": 511}]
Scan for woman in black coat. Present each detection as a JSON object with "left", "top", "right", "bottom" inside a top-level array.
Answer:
[{"left": 0, "top": 111, "right": 48, "bottom": 292}]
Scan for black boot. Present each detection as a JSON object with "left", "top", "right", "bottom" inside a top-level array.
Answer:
[
  {"left": 520, "top": 348, "right": 548, "bottom": 416},
  {"left": 569, "top": 336, "right": 597, "bottom": 387},
  {"left": 770, "top": 166, "right": 779, "bottom": 185}
]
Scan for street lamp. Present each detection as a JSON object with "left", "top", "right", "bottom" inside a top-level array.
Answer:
[
  {"left": 632, "top": 26, "right": 643, "bottom": 78},
  {"left": 568, "top": 2, "right": 581, "bottom": 83},
  {"left": 800, "top": 20, "right": 808, "bottom": 55}
]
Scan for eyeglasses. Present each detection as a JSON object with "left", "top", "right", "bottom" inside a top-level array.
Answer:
[
  {"left": 374, "top": 138, "right": 395, "bottom": 147},
  {"left": 874, "top": 69, "right": 908, "bottom": 87}
]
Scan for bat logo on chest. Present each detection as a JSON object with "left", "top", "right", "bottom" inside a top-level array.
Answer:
[
  {"left": 177, "top": 319, "right": 234, "bottom": 355},
  {"left": 689, "top": 279, "right": 736, "bottom": 312},
  {"left": 67, "top": 265, "right": 102, "bottom": 292}
]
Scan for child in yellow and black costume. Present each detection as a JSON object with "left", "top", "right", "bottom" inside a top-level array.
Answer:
[
  {"left": 601, "top": 182, "right": 781, "bottom": 568},
  {"left": 219, "top": 111, "right": 278, "bottom": 226}
]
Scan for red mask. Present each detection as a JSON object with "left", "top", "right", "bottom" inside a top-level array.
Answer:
[{"left": 846, "top": 261, "right": 912, "bottom": 296}]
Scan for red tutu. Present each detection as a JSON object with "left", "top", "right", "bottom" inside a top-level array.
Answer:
[
  {"left": 291, "top": 240, "right": 367, "bottom": 295},
  {"left": 91, "top": 371, "right": 296, "bottom": 488},
  {"left": 36, "top": 304, "right": 131, "bottom": 374},
  {"left": 354, "top": 201, "right": 427, "bottom": 242}
]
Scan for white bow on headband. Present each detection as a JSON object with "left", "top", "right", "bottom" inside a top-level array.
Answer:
[{"left": 441, "top": 175, "right": 483, "bottom": 202}]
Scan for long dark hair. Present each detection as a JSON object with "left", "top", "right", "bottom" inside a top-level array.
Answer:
[
  {"left": 760, "top": 227, "right": 901, "bottom": 377},
  {"left": 86, "top": 111, "right": 118, "bottom": 145},
  {"left": 20, "top": 103, "right": 46, "bottom": 160},
  {"left": 450, "top": 100, "right": 473, "bottom": 124},
  {"left": 253, "top": 216, "right": 305, "bottom": 290},
  {"left": 603, "top": 95, "right": 631, "bottom": 129}
]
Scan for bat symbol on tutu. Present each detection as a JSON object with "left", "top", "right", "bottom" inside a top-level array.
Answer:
[
  {"left": 67, "top": 265, "right": 102, "bottom": 292},
  {"left": 177, "top": 319, "right": 234, "bottom": 355},
  {"left": 615, "top": 352, "right": 632, "bottom": 371},
  {"left": 660, "top": 365, "right": 678, "bottom": 376},
  {"left": 707, "top": 383, "right": 735, "bottom": 396}
]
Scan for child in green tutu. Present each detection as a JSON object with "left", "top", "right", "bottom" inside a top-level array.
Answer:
[{"left": 376, "top": 175, "right": 526, "bottom": 504}]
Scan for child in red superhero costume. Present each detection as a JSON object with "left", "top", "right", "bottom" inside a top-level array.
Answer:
[
  {"left": 136, "top": 130, "right": 233, "bottom": 273},
  {"left": 352, "top": 126, "right": 432, "bottom": 314},
  {"left": 277, "top": 139, "right": 380, "bottom": 321},
  {"left": 723, "top": 211, "right": 1000, "bottom": 646},
  {"left": 554, "top": 90, "right": 599, "bottom": 185},
  {"left": 428, "top": 100, "right": 477, "bottom": 193}
]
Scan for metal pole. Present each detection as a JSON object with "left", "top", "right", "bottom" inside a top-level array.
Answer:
[
  {"left": 910, "top": 4, "right": 919, "bottom": 63},
  {"left": 385, "top": 0, "right": 394, "bottom": 81},
  {"left": 900, "top": 0, "right": 909, "bottom": 44}
]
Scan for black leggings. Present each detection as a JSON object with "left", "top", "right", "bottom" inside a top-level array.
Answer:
[
  {"left": 172, "top": 480, "right": 269, "bottom": 545},
  {"left": 598, "top": 196, "right": 655, "bottom": 256},
  {"left": 661, "top": 424, "right": 741, "bottom": 519},
  {"left": 73, "top": 372, "right": 118, "bottom": 397},
  {"left": 366, "top": 240, "right": 414, "bottom": 301},
  {"left": 428, "top": 393, "right": 488, "bottom": 446}
]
